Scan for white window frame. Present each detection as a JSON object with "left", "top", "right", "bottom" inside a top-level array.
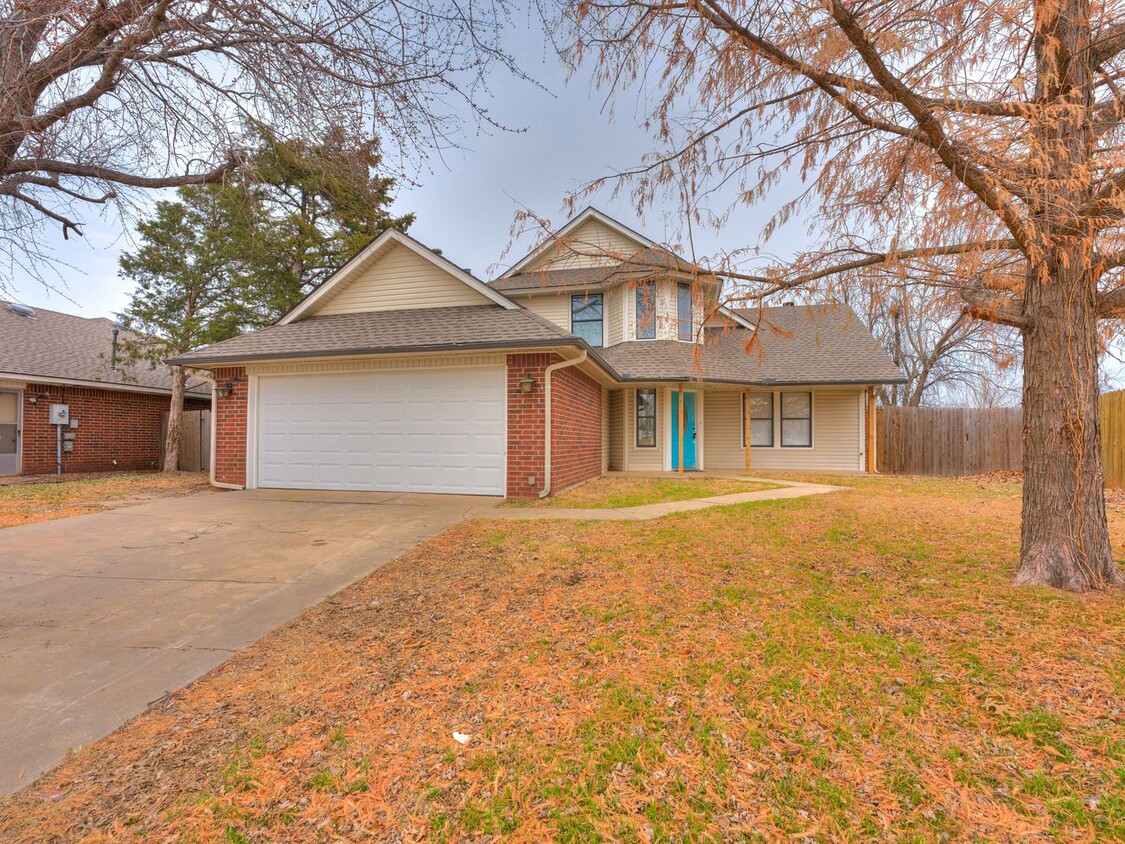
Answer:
[
  {"left": 676, "top": 282, "right": 695, "bottom": 342},
  {"left": 635, "top": 283, "right": 657, "bottom": 341},
  {"left": 635, "top": 387, "right": 658, "bottom": 448}
]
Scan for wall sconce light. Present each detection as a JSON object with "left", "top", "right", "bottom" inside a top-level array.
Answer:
[
  {"left": 519, "top": 373, "right": 536, "bottom": 393},
  {"left": 216, "top": 378, "right": 241, "bottom": 399}
]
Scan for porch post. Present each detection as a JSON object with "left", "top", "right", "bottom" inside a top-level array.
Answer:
[
  {"left": 744, "top": 389, "right": 752, "bottom": 474},
  {"left": 865, "top": 385, "right": 877, "bottom": 474}
]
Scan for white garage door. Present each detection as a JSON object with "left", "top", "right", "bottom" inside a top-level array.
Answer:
[{"left": 255, "top": 367, "right": 506, "bottom": 494}]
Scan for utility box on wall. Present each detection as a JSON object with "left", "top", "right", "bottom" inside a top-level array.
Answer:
[{"left": 49, "top": 404, "right": 70, "bottom": 425}]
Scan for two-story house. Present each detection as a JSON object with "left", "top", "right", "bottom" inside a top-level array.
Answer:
[{"left": 172, "top": 208, "right": 903, "bottom": 497}]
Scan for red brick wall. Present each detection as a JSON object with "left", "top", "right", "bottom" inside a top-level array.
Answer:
[
  {"left": 550, "top": 364, "right": 603, "bottom": 493},
  {"left": 506, "top": 354, "right": 603, "bottom": 498},
  {"left": 19, "top": 383, "right": 208, "bottom": 474},
  {"left": 212, "top": 367, "right": 248, "bottom": 486}
]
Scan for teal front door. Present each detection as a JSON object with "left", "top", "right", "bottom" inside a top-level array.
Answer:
[{"left": 671, "top": 391, "right": 698, "bottom": 469}]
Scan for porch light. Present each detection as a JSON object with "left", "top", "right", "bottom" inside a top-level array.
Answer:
[
  {"left": 519, "top": 373, "right": 536, "bottom": 393},
  {"left": 216, "top": 378, "right": 240, "bottom": 399}
]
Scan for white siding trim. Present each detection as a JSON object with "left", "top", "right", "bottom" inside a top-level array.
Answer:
[{"left": 503, "top": 208, "right": 655, "bottom": 277}]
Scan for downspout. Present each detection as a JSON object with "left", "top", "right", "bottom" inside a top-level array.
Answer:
[
  {"left": 539, "top": 351, "right": 588, "bottom": 499},
  {"left": 187, "top": 367, "right": 243, "bottom": 490}
]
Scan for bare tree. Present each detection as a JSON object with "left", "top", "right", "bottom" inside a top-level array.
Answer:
[
  {"left": 0, "top": 0, "right": 520, "bottom": 277},
  {"left": 561, "top": 0, "right": 1125, "bottom": 591}
]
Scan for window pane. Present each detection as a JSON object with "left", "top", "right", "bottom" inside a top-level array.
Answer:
[
  {"left": 637, "top": 417, "right": 656, "bottom": 447},
  {"left": 749, "top": 394, "right": 772, "bottom": 419},
  {"left": 636, "top": 285, "right": 656, "bottom": 340},
  {"left": 571, "top": 294, "right": 603, "bottom": 320},
  {"left": 571, "top": 294, "right": 603, "bottom": 347},
  {"left": 677, "top": 283, "right": 693, "bottom": 341},
  {"left": 636, "top": 388, "right": 656, "bottom": 447},
  {"left": 750, "top": 418, "right": 773, "bottom": 447},
  {"left": 781, "top": 419, "right": 812, "bottom": 447},
  {"left": 781, "top": 392, "right": 811, "bottom": 418}
]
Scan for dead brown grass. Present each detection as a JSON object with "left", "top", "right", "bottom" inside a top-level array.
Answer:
[
  {"left": 501, "top": 474, "right": 779, "bottom": 508},
  {"left": 0, "top": 474, "right": 1122, "bottom": 842},
  {"left": 0, "top": 472, "right": 213, "bottom": 529}
]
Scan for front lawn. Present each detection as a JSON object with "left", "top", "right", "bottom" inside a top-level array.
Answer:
[
  {"left": 1, "top": 475, "right": 1123, "bottom": 842},
  {"left": 503, "top": 474, "right": 780, "bottom": 508},
  {"left": 0, "top": 471, "right": 212, "bottom": 529}
]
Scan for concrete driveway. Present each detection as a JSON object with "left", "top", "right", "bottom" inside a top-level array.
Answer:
[{"left": 0, "top": 488, "right": 495, "bottom": 796}]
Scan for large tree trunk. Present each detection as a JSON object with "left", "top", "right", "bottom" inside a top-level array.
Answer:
[
  {"left": 163, "top": 366, "right": 186, "bottom": 473},
  {"left": 1017, "top": 266, "right": 1121, "bottom": 590}
]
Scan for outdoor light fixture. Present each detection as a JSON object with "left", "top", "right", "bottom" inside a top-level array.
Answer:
[
  {"left": 519, "top": 373, "right": 536, "bottom": 393},
  {"left": 216, "top": 378, "right": 241, "bottom": 399}
]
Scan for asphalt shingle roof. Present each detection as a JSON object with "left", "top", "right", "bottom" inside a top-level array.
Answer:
[
  {"left": 169, "top": 305, "right": 580, "bottom": 365},
  {"left": 0, "top": 301, "right": 207, "bottom": 394},
  {"left": 599, "top": 304, "right": 904, "bottom": 384},
  {"left": 492, "top": 247, "right": 702, "bottom": 293}
]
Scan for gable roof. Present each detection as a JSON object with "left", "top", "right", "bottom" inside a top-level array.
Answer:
[
  {"left": 0, "top": 301, "right": 208, "bottom": 395},
  {"left": 170, "top": 305, "right": 595, "bottom": 366},
  {"left": 599, "top": 304, "right": 905, "bottom": 385},
  {"left": 281, "top": 228, "right": 516, "bottom": 324},
  {"left": 502, "top": 207, "right": 657, "bottom": 279},
  {"left": 492, "top": 247, "right": 703, "bottom": 293}
]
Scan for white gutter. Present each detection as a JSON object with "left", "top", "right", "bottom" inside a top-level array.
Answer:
[
  {"left": 539, "top": 351, "right": 588, "bottom": 499},
  {"left": 187, "top": 368, "right": 244, "bottom": 490}
]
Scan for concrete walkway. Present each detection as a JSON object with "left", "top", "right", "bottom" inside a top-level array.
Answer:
[
  {"left": 0, "top": 489, "right": 495, "bottom": 796},
  {"left": 468, "top": 477, "right": 846, "bottom": 520}
]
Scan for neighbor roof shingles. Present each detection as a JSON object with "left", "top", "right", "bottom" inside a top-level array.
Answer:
[
  {"left": 599, "top": 304, "right": 904, "bottom": 384},
  {"left": 169, "top": 305, "right": 582, "bottom": 365},
  {"left": 0, "top": 302, "right": 207, "bottom": 394}
]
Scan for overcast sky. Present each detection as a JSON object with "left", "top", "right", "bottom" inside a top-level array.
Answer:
[{"left": 5, "top": 19, "right": 796, "bottom": 320}]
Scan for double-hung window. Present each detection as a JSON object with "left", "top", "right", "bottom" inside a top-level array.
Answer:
[
  {"left": 635, "top": 389, "right": 657, "bottom": 447},
  {"left": 780, "top": 392, "right": 813, "bottom": 447},
  {"left": 571, "top": 293, "right": 603, "bottom": 347},
  {"left": 677, "top": 282, "right": 694, "bottom": 341},
  {"left": 743, "top": 393, "right": 774, "bottom": 447},
  {"left": 635, "top": 283, "right": 656, "bottom": 340}
]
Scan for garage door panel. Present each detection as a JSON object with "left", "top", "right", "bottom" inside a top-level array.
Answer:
[{"left": 255, "top": 367, "right": 505, "bottom": 495}]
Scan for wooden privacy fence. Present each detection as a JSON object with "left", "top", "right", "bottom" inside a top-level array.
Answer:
[
  {"left": 1101, "top": 390, "right": 1125, "bottom": 488},
  {"left": 160, "top": 409, "right": 211, "bottom": 472},
  {"left": 877, "top": 406, "right": 1023, "bottom": 477}
]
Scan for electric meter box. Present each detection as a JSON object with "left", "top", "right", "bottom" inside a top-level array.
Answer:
[{"left": 49, "top": 404, "right": 70, "bottom": 425}]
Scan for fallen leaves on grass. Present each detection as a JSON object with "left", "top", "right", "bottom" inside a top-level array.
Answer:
[
  {"left": 0, "top": 476, "right": 1122, "bottom": 843},
  {"left": 0, "top": 471, "right": 213, "bottom": 529}
]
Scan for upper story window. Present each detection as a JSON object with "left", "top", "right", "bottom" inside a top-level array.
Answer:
[
  {"left": 635, "top": 283, "right": 656, "bottom": 340},
  {"left": 571, "top": 293, "right": 603, "bottom": 347},
  {"left": 677, "top": 282, "right": 694, "bottom": 341}
]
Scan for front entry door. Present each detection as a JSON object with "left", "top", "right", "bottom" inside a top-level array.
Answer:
[
  {"left": 671, "top": 391, "right": 698, "bottom": 469},
  {"left": 0, "top": 390, "right": 21, "bottom": 475}
]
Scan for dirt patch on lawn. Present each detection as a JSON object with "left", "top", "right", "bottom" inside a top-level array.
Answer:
[{"left": 0, "top": 471, "right": 214, "bottom": 529}]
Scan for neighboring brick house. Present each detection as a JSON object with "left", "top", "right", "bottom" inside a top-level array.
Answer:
[
  {"left": 0, "top": 303, "right": 209, "bottom": 476},
  {"left": 172, "top": 209, "right": 903, "bottom": 498}
]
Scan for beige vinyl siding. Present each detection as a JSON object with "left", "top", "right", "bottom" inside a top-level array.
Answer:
[
  {"left": 703, "top": 388, "right": 865, "bottom": 472},
  {"left": 512, "top": 293, "right": 571, "bottom": 331},
  {"left": 313, "top": 243, "right": 492, "bottom": 316},
  {"left": 606, "top": 287, "right": 625, "bottom": 346},
  {"left": 607, "top": 390, "right": 624, "bottom": 470},
  {"left": 528, "top": 219, "right": 643, "bottom": 271},
  {"left": 625, "top": 387, "right": 664, "bottom": 470},
  {"left": 703, "top": 392, "right": 745, "bottom": 469}
]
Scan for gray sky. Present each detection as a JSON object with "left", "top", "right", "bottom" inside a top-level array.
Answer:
[{"left": 5, "top": 22, "right": 785, "bottom": 320}]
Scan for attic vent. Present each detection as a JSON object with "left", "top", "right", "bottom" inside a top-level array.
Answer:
[
  {"left": 7, "top": 303, "right": 35, "bottom": 318},
  {"left": 782, "top": 301, "right": 795, "bottom": 307}
]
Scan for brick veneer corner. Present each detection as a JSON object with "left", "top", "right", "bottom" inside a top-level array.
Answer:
[{"left": 212, "top": 366, "right": 248, "bottom": 486}]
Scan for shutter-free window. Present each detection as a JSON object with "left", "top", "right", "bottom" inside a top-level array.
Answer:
[
  {"left": 635, "top": 388, "right": 657, "bottom": 447},
  {"left": 780, "top": 392, "right": 813, "bottom": 447},
  {"left": 743, "top": 393, "right": 774, "bottom": 447},
  {"left": 677, "top": 283, "right": 694, "bottom": 341},
  {"left": 635, "top": 283, "right": 656, "bottom": 340},
  {"left": 571, "top": 293, "right": 604, "bottom": 347}
]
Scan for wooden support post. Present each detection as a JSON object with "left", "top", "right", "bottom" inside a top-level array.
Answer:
[
  {"left": 744, "top": 389, "right": 752, "bottom": 474},
  {"left": 865, "top": 385, "right": 877, "bottom": 474}
]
